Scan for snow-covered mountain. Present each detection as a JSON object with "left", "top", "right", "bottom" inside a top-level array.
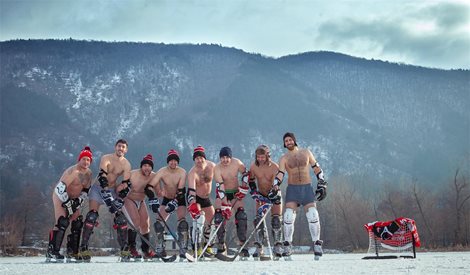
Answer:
[{"left": 1, "top": 39, "right": 469, "bottom": 198}]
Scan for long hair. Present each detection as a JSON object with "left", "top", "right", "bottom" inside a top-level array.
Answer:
[{"left": 255, "top": 145, "right": 271, "bottom": 167}]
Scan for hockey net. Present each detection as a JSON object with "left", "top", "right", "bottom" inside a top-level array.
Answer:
[{"left": 363, "top": 217, "right": 421, "bottom": 259}]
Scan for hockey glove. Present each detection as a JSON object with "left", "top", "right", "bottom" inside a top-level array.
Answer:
[
  {"left": 98, "top": 170, "right": 108, "bottom": 188},
  {"left": 267, "top": 188, "right": 281, "bottom": 203},
  {"left": 148, "top": 198, "right": 160, "bottom": 213},
  {"left": 315, "top": 179, "right": 327, "bottom": 201},
  {"left": 165, "top": 199, "right": 178, "bottom": 214},
  {"left": 118, "top": 180, "right": 131, "bottom": 198},
  {"left": 188, "top": 202, "right": 201, "bottom": 219},
  {"left": 235, "top": 185, "right": 249, "bottom": 200},
  {"left": 221, "top": 203, "right": 232, "bottom": 220}
]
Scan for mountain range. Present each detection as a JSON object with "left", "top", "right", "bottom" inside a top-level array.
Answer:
[{"left": 1, "top": 39, "right": 469, "bottom": 203}]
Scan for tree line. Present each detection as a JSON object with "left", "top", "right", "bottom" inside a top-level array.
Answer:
[{"left": 1, "top": 168, "right": 469, "bottom": 255}]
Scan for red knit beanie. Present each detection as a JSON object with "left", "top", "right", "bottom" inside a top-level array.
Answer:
[
  {"left": 167, "top": 149, "right": 180, "bottom": 163},
  {"left": 193, "top": 146, "right": 206, "bottom": 160},
  {"left": 140, "top": 154, "right": 154, "bottom": 169},
  {"left": 78, "top": 146, "right": 93, "bottom": 162}
]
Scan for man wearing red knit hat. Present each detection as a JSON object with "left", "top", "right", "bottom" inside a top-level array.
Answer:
[
  {"left": 187, "top": 145, "right": 217, "bottom": 257},
  {"left": 122, "top": 154, "right": 157, "bottom": 260},
  {"left": 46, "top": 146, "right": 93, "bottom": 262},
  {"left": 146, "top": 149, "right": 189, "bottom": 260}
]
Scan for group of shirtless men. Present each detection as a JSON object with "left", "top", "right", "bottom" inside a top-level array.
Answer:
[{"left": 47, "top": 132, "right": 328, "bottom": 262}]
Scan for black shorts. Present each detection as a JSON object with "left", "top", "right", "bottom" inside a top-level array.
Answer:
[
  {"left": 196, "top": 195, "right": 212, "bottom": 208},
  {"left": 162, "top": 196, "right": 186, "bottom": 207},
  {"left": 226, "top": 191, "right": 235, "bottom": 201}
]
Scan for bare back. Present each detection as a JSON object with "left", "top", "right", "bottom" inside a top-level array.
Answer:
[
  {"left": 249, "top": 161, "right": 279, "bottom": 196},
  {"left": 279, "top": 148, "right": 316, "bottom": 184},
  {"left": 188, "top": 161, "right": 215, "bottom": 199}
]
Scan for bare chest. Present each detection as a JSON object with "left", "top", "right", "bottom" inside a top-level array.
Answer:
[{"left": 286, "top": 152, "right": 309, "bottom": 169}]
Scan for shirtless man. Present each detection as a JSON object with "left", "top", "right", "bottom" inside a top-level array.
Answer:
[
  {"left": 146, "top": 149, "right": 189, "bottom": 258},
  {"left": 186, "top": 146, "right": 216, "bottom": 256},
  {"left": 275, "top": 132, "right": 327, "bottom": 259},
  {"left": 124, "top": 154, "right": 156, "bottom": 259},
  {"left": 80, "top": 139, "right": 132, "bottom": 261},
  {"left": 46, "top": 146, "right": 93, "bottom": 262},
  {"left": 213, "top": 146, "right": 249, "bottom": 256},
  {"left": 248, "top": 144, "right": 283, "bottom": 258}
]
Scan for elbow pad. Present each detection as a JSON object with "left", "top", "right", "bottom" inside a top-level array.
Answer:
[
  {"left": 144, "top": 184, "right": 155, "bottom": 199},
  {"left": 177, "top": 187, "right": 186, "bottom": 201},
  {"left": 215, "top": 182, "right": 225, "bottom": 200},
  {"left": 55, "top": 181, "right": 69, "bottom": 202}
]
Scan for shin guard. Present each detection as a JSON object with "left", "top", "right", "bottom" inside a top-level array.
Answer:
[
  {"left": 283, "top": 208, "right": 296, "bottom": 243},
  {"left": 235, "top": 208, "right": 247, "bottom": 243}
]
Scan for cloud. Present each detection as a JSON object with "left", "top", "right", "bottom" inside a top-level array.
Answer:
[{"left": 315, "top": 1, "right": 470, "bottom": 69}]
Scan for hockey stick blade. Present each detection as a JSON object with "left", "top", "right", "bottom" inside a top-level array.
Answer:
[{"left": 215, "top": 205, "right": 272, "bottom": 262}]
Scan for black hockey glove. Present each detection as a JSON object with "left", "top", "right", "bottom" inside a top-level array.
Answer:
[
  {"left": 148, "top": 198, "right": 160, "bottom": 213},
  {"left": 118, "top": 180, "right": 131, "bottom": 198},
  {"left": 165, "top": 199, "right": 178, "bottom": 214},
  {"left": 315, "top": 179, "right": 327, "bottom": 201},
  {"left": 98, "top": 170, "right": 108, "bottom": 189},
  {"left": 267, "top": 188, "right": 281, "bottom": 203}
]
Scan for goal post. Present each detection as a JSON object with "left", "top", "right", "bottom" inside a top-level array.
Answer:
[{"left": 363, "top": 217, "right": 421, "bottom": 259}]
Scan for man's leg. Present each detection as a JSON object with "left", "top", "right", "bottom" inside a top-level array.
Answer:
[
  {"left": 235, "top": 207, "right": 249, "bottom": 257},
  {"left": 154, "top": 219, "right": 166, "bottom": 257},
  {"left": 305, "top": 204, "right": 323, "bottom": 258},
  {"left": 47, "top": 216, "right": 69, "bottom": 260},
  {"left": 283, "top": 203, "right": 297, "bottom": 256},
  {"left": 66, "top": 215, "right": 83, "bottom": 259},
  {"left": 114, "top": 211, "right": 130, "bottom": 259},
  {"left": 213, "top": 209, "right": 226, "bottom": 253}
]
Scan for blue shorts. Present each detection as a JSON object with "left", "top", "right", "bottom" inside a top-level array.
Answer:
[
  {"left": 88, "top": 184, "right": 118, "bottom": 205},
  {"left": 285, "top": 184, "right": 316, "bottom": 206}
]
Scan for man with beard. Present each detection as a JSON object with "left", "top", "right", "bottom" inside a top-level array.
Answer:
[
  {"left": 213, "top": 146, "right": 249, "bottom": 257},
  {"left": 186, "top": 146, "right": 216, "bottom": 257},
  {"left": 248, "top": 144, "right": 283, "bottom": 259},
  {"left": 146, "top": 149, "right": 189, "bottom": 259},
  {"left": 46, "top": 146, "right": 93, "bottom": 262},
  {"left": 274, "top": 132, "right": 328, "bottom": 260},
  {"left": 124, "top": 154, "right": 157, "bottom": 260},
  {"left": 79, "top": 139, "right": 132, "bottom": 262}
]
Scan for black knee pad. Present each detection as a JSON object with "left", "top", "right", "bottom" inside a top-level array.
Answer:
[
  {"left": 177, "top": 220, "right": 189, "bottom": 232},
  {"left": 254, "top": 215, "right": 264, "bottom": 227},
  {"left": 114, "top": 212, "right": 127, "bottom": 227},
  {"left": 235, "top": 208, "right": 248, "bottom": 242},
  {"left": 235, "top": 207, "right": 248, "bottom": 221},
  {"left": 154, "top": 220, "right": 165, "bottom": 233},
  {"left": 71, "top": 215, "right": 84, "bottom": 233},
  {"left": 271, "top": 215, "right": 282, "bottom": 230},
  {"left": 85, "top": 210, "right": 99, "bottom": 226},
  {"left": 56, "top": 215, "right": 70, "bottom": 231},
  {"left": 214, "top": 209, "right": 224, "bottom": 224}
]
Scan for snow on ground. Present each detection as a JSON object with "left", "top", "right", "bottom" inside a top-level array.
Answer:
[{"left": 1, "top": 252, "right": 469, "bottom": 275}]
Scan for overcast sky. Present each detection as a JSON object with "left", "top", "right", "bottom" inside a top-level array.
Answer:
[{"left": 1, "top": 0, "right": 469, "bottom": 69}]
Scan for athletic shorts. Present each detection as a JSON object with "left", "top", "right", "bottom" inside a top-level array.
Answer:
[
  {"left": 162, "top": 196, "right": 186, "bottom": 207},
  {"left": 285, "top": 184, "right": 316, "bottom": 206},
  {"left": 88, "top": 183, "right": 118, "bottom": 205},
  {"left": 196, "top": 195, "right": 212, "bottom": 208}
]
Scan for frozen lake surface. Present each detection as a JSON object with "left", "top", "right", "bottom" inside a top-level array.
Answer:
[{"left": 1, "top": 252, "right": 469, "bottom": 274}]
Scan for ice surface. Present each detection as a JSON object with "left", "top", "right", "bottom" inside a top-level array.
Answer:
[{"left": 1, "top": 252, "right": 469, "bottom": 275}]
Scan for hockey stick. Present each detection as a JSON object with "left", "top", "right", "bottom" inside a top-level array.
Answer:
[
  {"left": 260, "top": 205, "right": 273, "bottom": 261},
  {"left": 155, "top": 208, "right": 195, "bottom": 262},
  {"left": 216, "top": 203, "right": 273, "bottom": 262},
  {"left": 197, "top": 198, "right": 240, "bottom": 260},
  {"left": 99, "top": 189, "right": 178, "bottom": 262}
]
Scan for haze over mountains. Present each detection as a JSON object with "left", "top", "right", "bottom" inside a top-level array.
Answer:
[{"left": 1, "top": 39, "right": 469, "bottom": 199}]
